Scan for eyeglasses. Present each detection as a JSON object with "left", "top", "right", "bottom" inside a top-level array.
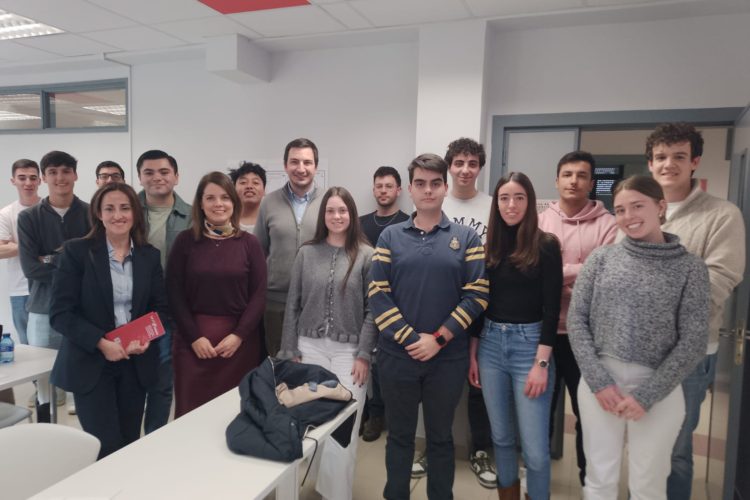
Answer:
[{"left": 97, "top": 173, "right": 123, "bottom": 181}]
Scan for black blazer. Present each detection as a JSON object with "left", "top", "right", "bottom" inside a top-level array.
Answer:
[{"left": 50, "top": 235, "right": 169, "bottom": 394}]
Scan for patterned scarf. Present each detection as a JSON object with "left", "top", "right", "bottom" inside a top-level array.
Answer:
[{"left": 204, "top": 220, "right": 236, "bottom": 238}]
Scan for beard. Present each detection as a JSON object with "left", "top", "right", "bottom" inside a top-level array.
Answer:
[{"left": 377, "top": 198, "right": 396, "bottom": 209}]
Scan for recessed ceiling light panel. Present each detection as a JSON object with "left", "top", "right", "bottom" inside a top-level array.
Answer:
[{"left": 0, "top": 9, "right": 63, "bottom": 41}]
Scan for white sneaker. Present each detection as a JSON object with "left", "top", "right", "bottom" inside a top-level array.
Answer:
[
  {"left": 55, "top": 387, "right": 66, "bottom": 406},
  {"left": 67, "top": 401, "right": 76, "bottom": 415},
  {"left": 469, "top": 450, "right": 497, "bottom": 489}
]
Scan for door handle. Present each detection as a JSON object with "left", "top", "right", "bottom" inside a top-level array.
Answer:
[
  {"left": 735, "top": 320, "right": 746, "bottom": 366},
  {"left": 718, "top": 327, "right": 735, "bottom": 337}
]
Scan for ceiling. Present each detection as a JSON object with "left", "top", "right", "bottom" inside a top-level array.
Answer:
[{"left": 0, "top": 0, "right": 748, "bottom": 70}]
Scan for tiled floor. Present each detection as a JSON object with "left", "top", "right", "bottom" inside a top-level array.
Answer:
[{"left": 11, "top": 381, "right": 722, "bottom": 499}]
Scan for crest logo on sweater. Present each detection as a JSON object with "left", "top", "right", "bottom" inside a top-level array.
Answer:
[{"left": 449, "top": 237, "right": 460, "bottom": 251}]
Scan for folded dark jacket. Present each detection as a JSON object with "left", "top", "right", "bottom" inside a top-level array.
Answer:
[{"left": 226, "top": 357, "right": 352, "bottom": 462}]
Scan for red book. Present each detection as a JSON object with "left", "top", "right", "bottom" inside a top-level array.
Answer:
[{"left": 105, "top": 312, "right": 165, "bottom": 346}]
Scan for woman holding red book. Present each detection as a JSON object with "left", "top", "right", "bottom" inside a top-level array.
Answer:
[{"left": 50, "top": 182, "right": 168, "bottom": 459}]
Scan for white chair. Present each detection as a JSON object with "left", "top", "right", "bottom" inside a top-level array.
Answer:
[
  {"left": 0, "top": 423, "right": 100, "bottom": 500},
  {"left": 0, "top": 402, "right": 32, "bottom": 428}
]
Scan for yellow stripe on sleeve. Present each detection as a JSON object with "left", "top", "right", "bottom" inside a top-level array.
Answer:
[
  {"left": 394, "top": 325, "right": 413, "bottom": 344},
  {"left": 375, "top": 307, "right": 399, "bottom": 325},
  {"left": 465, "top": 253, "right": 485, "bottom": 262},
  {"left": 379, "top": 313, "right": 403, "bottom": 331},
  {"left": 451, "top": 311, "right": 469, "bottom": 330},
  {"left": 474, "top": 298, "right": 489, "bottom": 310},
  {"left": 455, "top": 306, "right": 471, "bottom": 325}
]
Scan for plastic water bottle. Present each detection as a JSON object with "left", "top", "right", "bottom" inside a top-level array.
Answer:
[{"left": 0, "top": 328, "right": 14, "bottom": 363}]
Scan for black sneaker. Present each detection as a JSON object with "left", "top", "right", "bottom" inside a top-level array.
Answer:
[
  {"left": 411, "top": 452, "right": 427, "bottom": 478},
  {"left": 470, "top": 450, "right": 497, "bottom": 489},
  {"left": 362, "top": 415, "right": 384, "bottom": 442}
]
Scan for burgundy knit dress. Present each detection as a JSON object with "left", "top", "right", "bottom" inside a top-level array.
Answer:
[{"left": 167, "top": 230, "right": 266, "bottom": 417}]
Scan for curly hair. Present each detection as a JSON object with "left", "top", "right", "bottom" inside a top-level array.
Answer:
[
  {"left": 645, "top": 123, "right": 703, "bottom": 161},
  {"left": 444, "top": 137, "right": 485, "bottom": 168}
]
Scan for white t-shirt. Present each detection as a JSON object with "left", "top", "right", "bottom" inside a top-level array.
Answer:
[
  {"left": 666, "top": 201, "right": 683, "bottom": 220},
  {"left": 441, "top": 191, "right": 493, "bottom": 243},
  {"left": 0, "top": 200, "right": 39, "bottom": 296}
]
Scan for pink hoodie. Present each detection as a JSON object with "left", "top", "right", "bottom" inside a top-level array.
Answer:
[{"left": 538, "top": 200, "right": 617, "bottom": 333}]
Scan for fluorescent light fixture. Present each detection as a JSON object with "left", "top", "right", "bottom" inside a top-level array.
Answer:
[
  {"left": 0, "top": 110, "right": 40, "bottom": 121},
  {"left": 0, "top": 9, "right": 63, "bottom": 40},
  {"left": 82, "top": 105, "right": 127, "bottom": 116}
]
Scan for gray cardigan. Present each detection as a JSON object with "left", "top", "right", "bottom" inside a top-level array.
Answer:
[
  {"left": 254, "top": 185, "right": 323, "bottom": 304},
  {"left": 279, "top": 242, "right": 377, "bottom": 361},
  {"left": 567, "top": 234, "right": 709, "bottom": 410}
]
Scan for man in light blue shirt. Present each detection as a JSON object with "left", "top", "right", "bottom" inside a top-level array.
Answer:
[{"left": 254, "top": 138, "right": 323, "bottom": 356}]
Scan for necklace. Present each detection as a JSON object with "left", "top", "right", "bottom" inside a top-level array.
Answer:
[{"left": 373, "top": 211, "right": 399, "bottom": 227}]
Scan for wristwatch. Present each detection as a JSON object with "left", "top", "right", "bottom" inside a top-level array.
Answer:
[
  {"left": 433, "top": 331, "right": 448, "bottom": 347},
  {"left": 42, "top": 255, "right": 53, "bottom": 265},
  {"left": 536, "top": 358, "right": 549, "bottom": 369}
]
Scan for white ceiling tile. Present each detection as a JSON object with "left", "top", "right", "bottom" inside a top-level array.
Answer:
[
  {"left": 0, "top": 40, "right": 59, "bottom": 61},
  {"left": 349, "top": 0, "right": 471, "bottom": 26},
  {"left": 230, "top": 5, "right": 345, "bottom": 37},
  {"left": 87, "top": 0, "right": 220, "bottom": 24},
  {"left": 154, "top": 16, "right": 261, "bottom": 43},
  {"left": 0, "top": 0, "right": 137, "bottom": 32},
  {"left": 14, "top": 33, "right": 117, "bottom": 56},
  {"left": 83, "top": 26, "right": 185, "bottom": 51},
  {"left": 320, "top": 2, "right": 373, "bottom": 29},
  {"left": 464, "top": 0, "right": 584, "bottom": 17}
]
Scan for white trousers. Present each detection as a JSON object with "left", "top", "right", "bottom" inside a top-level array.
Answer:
[
  {"left": 578, "top": 357, "right": 685, "bottom": 500},
  {"left": 298, "top": 336, "right": 367, "bottom": 500}
]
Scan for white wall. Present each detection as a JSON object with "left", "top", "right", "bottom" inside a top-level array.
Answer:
[
  {"left": 131, "top": 42, "right": 418, "bottom": 212},
  {"left": 486, "top": 13, "right": 750, "bottom": 117}
]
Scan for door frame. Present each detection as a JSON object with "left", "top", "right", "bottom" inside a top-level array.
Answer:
[
  {"left": 490, "top": 107, "right": 743, "bottom": 190},
  {"left": 723, "top": 103, "right": 750, "bottom": 499}
]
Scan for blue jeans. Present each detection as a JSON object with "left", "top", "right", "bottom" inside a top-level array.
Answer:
[
  {"left": 27, "top": 312, "right": 62, "bottom": 350},
  {"left": 27, "top": 312, "right": 63, "bottom": 404},
  {"left": 667, "top": 352, "right": 717, "bottom": 500},
  {"left": 10, "top": 295, "right": 29, "bottom": 345},
  {"left": 478, "top": 320, "right": 554, "bottom": 500}
]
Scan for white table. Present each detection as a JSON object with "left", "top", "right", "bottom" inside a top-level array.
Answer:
[
  {"left": 0, "top": 344, "right": 58, "bottom": 422},
  {"left": 31, "top": 389, "right": 357, "bottom": 500}
]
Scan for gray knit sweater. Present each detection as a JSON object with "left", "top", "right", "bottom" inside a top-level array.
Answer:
[
  {"left": 567, "top": 233, "right": 709, "bottom": 410},
  {"left": 279, "top": 242, "right": 377, "bottom": 361}
]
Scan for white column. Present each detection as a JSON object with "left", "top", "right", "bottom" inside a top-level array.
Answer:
[{"left": 415, "top": 19, "right": 489, "bottom": 156}]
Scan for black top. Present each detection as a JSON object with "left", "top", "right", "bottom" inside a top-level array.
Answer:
[
  {"left": 359, "top": 210, "right": 410, "bottom": 246},
  {"left": 485, "top": 226, "right": 563, "bottom": 347}
]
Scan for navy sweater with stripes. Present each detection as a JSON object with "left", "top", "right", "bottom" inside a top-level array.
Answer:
[{"left": 369, "top": 213, "right": 488, "bottom": 361}]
